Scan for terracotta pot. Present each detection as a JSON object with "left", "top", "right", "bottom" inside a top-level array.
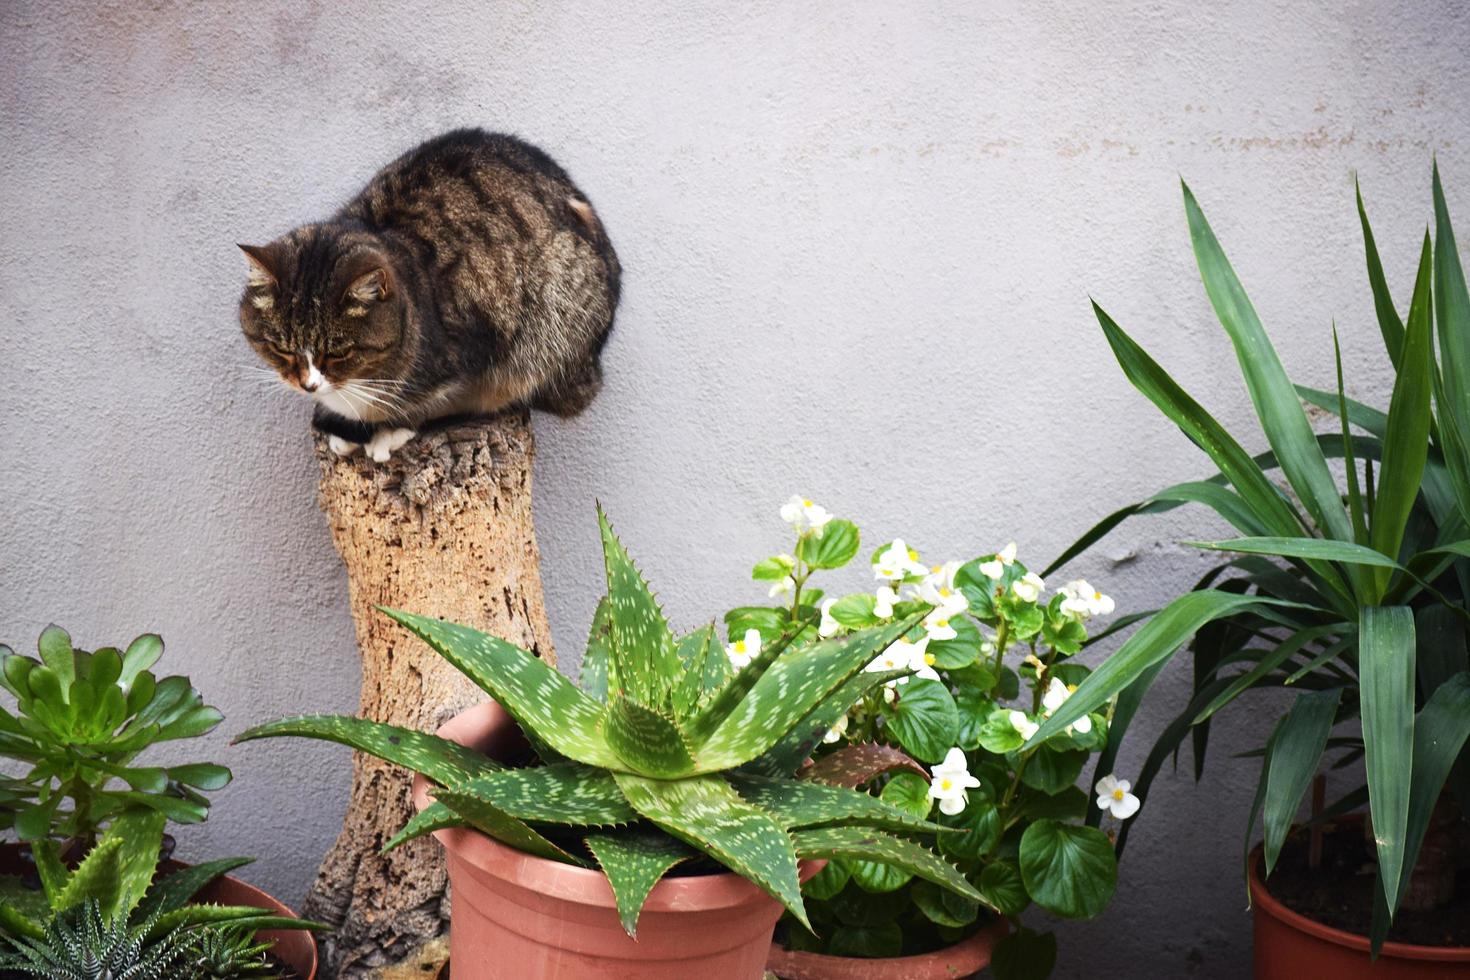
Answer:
[
  {"left": 0, "top": 843, "right": 316, "bottom": 979},
  {"left": 1249, "top": 841, "right": 1470, "bottom": 978},
  {"left": 766, "top": 916, "right": 1008, "bottom": 979},
  {"left": 413, "top": 701, "right": 824, "bottom": 980}
]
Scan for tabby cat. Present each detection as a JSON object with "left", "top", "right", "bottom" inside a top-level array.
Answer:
[{"left": 238, "top": 129, "right": 620, "bottom": 460}]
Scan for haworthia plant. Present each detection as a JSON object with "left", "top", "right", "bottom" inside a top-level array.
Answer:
[{"left": 239, "top": 507, "right": 978, "bottom": 936}]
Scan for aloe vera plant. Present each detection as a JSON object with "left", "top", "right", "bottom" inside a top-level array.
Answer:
[
  {"left": 1043, "top": 168, "right": 1470, "bottom": 951},
  {"left": 238, "top": 508, "right": 979, "bottom": 936}
]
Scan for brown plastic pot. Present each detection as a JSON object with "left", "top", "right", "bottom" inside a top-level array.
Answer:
[
  {"left": 766, "top": 916, "right": 1008, "bottom": 979},
  {"left": 0, "top": 844, "right": 316, "bottom": 979},
  {"left": 412, "top": 701, "right": 824, "bottom": 980},
  {"left": 1249, "top": 839, "right": 1470, "bottom": 978}
]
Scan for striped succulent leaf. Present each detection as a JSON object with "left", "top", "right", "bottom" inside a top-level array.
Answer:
[
  {"left": 602, "top": 695, "right": 696, "bottom": 777},
  {"left": 671, "top": 624, "right": 722, "bottom": 716},
  {"left": 682, "top": 629, "right": 800, "bottom": 738},
  {"left": 694, "top": 616, "right": 922, "bottom": 770},
  {"left": 382, "top": 801, "right": 460, "bottom": 852},
  {"left": 378, "top": 609, "right": 621, "bottom": 769},
  {"left": 431, "top": 788, "right": 587, "bottom": 865},
  {"left": 435, "top": 764, "right": 637, "bottom": 825},
  {"left": 135, "top": 858, "right": 254, "bottom": 918},
  {"left": 791, "top": 826, "right": 982, "bottom": 902},
  {"left": 597, "top": 508, "right": 679, "bottom": 706},
  {"left": 748, "top": 668, "right": 913, "bottom": 777},
  {"left": 585, "top": 829, "right": 694, "bottom": 937},
  {"left": 580, "top": 597, "right": 614, "bottom": 699},
  {"left": 725, "top": 773, "right": 948, "bottom": 834},
  {"left": 613, "top": 772, "right": 809, "bottom": 929},
  {"left": 233, "top": 714, "right": 496, "bottom": 786}
]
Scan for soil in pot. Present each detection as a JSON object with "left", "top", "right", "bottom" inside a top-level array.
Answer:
[{"left": 1268, "top": 820, "right": 1470, "bottom": 948}]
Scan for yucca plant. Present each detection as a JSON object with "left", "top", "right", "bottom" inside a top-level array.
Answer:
[
  {"left": 1037, "top": 167, "right": 1470, "bottom": 950},
  {"left": 238, "top": 508, "right": 980, "bottom": 936}
]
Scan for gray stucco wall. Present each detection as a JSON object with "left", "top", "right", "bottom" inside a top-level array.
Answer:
[{"left": 3, "top": 2, "right": 1467, "bottom": 975}]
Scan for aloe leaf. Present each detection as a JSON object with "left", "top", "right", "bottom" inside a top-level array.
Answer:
[
  {"left": 377, "top": 609, "right": 621, "bottom": 768},
  {"left": 146, "top": 906, "right": 330, "bottom": 939},
  {"left": 1028, "top": 590, "right": 1280, "bottom": 745},
  {"left": 683, "top": 629, "right": 802, "bottom": 745},
  {"left": 1356, "top": 178, "right": 1406, "bottom": 367},
  {"left": 672, "top": 624, "right": 720, "bottom": 717},
  {"left": 800, "top": 742, "right": 928, "bottom": 788},
  {"left": 602, "top": 696, "right": 695, "bottom": 777},
  {"left": 438, "top": 763, "right": 638, "bottom": 826},
  {"left": 747, "top": 668, "right": 911, "bottom": 777},
  {"left": 726, "top": 773, "right": 946, "bottom": 833},
  {"left": 1369, "top": 234, "right": 1435, "bottom": 597},
  {"left": 613, "top": 771, "right": 808, "bottom": 929},
  {"left": 1261, "top": 689, "right": 1341, "bottom": 875},
  {"left": 0, "top": 902, "right": 42, "bottom": 941},
  {"left": 1184, "top": 182, "right": 1355, "bottom": 549},
  {"left": 431, "top": 788, "right": 587, "bottom": 865},
  {"left": 234, "top": 714, "right": 496, "bottom": 786},
  {"left": 50, "top": 836, "right": 124, "bottom": 915},
  {"left": 136, "top": 857, "right": 254, "bottom": 918},
  {"left": 585, "top": 829, "right": 692, "bottom": 937},
  {"left": 383, "top": 801, "right": 460, "bottom": 852},
  {"left": 28, "top": 841, "right": 66, "bottom": 906},
  {"left": 580, "top": 597, "right": 613, "bottom": 700},
  {"left": 694, "top": 617, "right": 919, "bottom": 770},
  {"left": 98, "top": 807, "right": 167, "bottom": 918},
  {"left": 597, "top": 507, "right": 679, "bottom": 706},
  {"left": 790, "top": 826, "right": 980, "bottom": 903},
  {"left": 1359, "top": 606, "right": 1416, "bottom": 915}
]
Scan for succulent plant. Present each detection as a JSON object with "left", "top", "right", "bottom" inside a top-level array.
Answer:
[
  {"left": 180, "top": 924, "right": 277, "bottom": 979},
  {"left": 239, "top": 508, "right": 980, "bottom": 935},
  {"left": 0, "top": 627, "right": 231, "bottom": 846},
  {"left": 0, "top": 900, "right": 194, "bottom": 980}
]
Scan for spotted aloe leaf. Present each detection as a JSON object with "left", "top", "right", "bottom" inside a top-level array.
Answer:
[
  {"left": 791, "top": 826, "right": 981, "bottom": 902},
  {"left": 597, "top": 508, "right": 679, "bottom": 706},
  {"left": 136, "top": 857, "right": 254, "bottom": 918},
  {"left": 683, "top": 629, "right": 800, "bottom": 738},
  {"left": 432, "top": 788, "right": 587, "bottom": 865},
  {"left": 801, "top": 742, "right": 930, "bottom": 789},
  {"left": 378, "top": 609, "right": 621, "bottom": 769},
  {"left": 613, "top": 771, "right": 809, "bottom": 929},
  {"left": 580, "top": 598, "right": 615, "bottom": 700},
  {"left": 672, "top": 625, "right": 722, "bottom": 716},
  {"left": 747, "top": 668, "right": 911, "bottom": 777},
  {"left": 437, "top": 763, "right": 637, "bottom": 826},
  {"left": 382, "top": 801, "right": 459, "bottom": 852},
  {"left": 602, "top": 696, "right": 696, "bottom": 777},
  {"left": 233, "top": 714, "right": 496, "bottom": 786},
  {"left": 104, "top": 807, "right": 168, "bottom": 918},
  {"left": 50, "top": 837, "right": 124, "bottom": 915},
  {"left": 586, "top": 829, "right": 694, "bottom": 937},
  {"left": 694, "top": 616, "right": 922, "bottom": 770},
  {"left": 725, "top": 773, "right": 947, "bottom": 834}
]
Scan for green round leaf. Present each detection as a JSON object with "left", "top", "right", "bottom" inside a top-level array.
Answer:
[
  {"left": 976, "top": 709, "right": 1025, "bottom": 754},
  {"left": 954, "top": 689, "right": 993, "bottom": 751},
  {"left": 937, "top": 799, "right": 1000, "bottom": 861},
  {"left": 879, "top": 772, "right": 933, "bottom": 820},
  {"left": 751, "top": 555, "right": 795, "bottom": 582},
  {"left": 831, "top": 882, "right": 903, "bottom": 925},
  {"left": 880, "top": 678, "right": 960, "bottom": 764},
  {"left": 797, "top": 519, "right": 861, "bottom": 570},
  {"left": 911, "top": 878, "right": 980, "bottom": 928},
  {"left": 723, "top": 607, "right": 786, "bottom": 643},
  {"left": 954, "top": 561, "right": 1001, "bottom": 620},
  {"left": 827, "top": 920, "right": 903, "bottom": 958},
  {"left": 991, "top": 926, "right": 1058, "bottom": 980},
  {"left": 978, "top": 860, "right": 1028, "bottom": 916},
  {"left": 1018, "top": 820, "right": 1117, "bottom": 919},
  {"left": 928, "top": 617, "right": 983, "bottom": 669},
  {"left": 802, "top": 858, "right": 851, "bottom": 900},
  {"left": 1017, "top": 746, "right": 1088, "bottom": 795},
  {"left": 830, "top": 593, "right": 880, "bottom": 629}
]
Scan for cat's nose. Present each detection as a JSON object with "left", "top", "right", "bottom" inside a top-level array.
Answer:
[{"left": 302, "top": 377, "right": 321, "bottom": 392}]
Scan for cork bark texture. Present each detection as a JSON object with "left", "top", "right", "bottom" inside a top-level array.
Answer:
[{"left": 302, "top": 413, "right": 555, "bottom": 978}]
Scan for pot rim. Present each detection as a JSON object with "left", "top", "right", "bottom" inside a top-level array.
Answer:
[
  {"left": 1248, "top": 822, "right": 1470, "bottom": 962},
  {"left": 767, "top": 915, "right": 1008, "bottom": 975},
  {"left": 413, "top": 700, "right": 820, "bottom": 915}
]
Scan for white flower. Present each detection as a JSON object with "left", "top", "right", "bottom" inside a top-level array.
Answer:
[
  {"left": 768, "top": 575, "right": 796, "bottom": 599},
  {"left": 874, "top": 539, "right": 927, "bottom": 582},
  {"left": 918, "top": 562, "right": 967, "bottom": 605},
  {"left": 726, "top": 629, "right": 762, "bottom": 670},
  {"left": 928, "top": 747, "right": 981, "bottom": 816},
  {"left": 1058, "top": 580, "right": 1116, "bottom": 620},
  {"left": 922, "top": 595, "right": 966, "bottom": 642},
  {"left": 1009, "top": 710, "right": 1039, "bottom": 741},
  {"left": 1011, "top": 572, "right": 1045, "bottom": 604},
  {"left": 874, "top": 585, "right": 898, "bottom": 619},
  {"left": 823, "top": 713, "right": 849, "bottom": 744},
  {"left": 978, "top": 542, "right": 1018, "bottom": 580},
  {"left": 780, "top": 496, "right": 833, "bottom": 536},
  {"left": 1095, "top": 773, "right": 1141, "bottom": 820},
  {"left": 1041, "top": 677, "right": 1092, "bottom": 735},
  {"left": 818, "top": 598, "right": 842, "bottom": 638},
  {"left": 866, "top": 635, "right": 937, "bottom": 686}
]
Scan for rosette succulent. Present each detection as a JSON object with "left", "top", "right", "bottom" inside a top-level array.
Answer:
[{"left": 239, "top": 508, "right": 980, "bottom": 935}]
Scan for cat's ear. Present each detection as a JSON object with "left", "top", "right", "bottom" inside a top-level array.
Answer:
[
  {"left": 344, "top": 266, "right": 392, "bottom": 305},
  {"left": 237, "top": 244, "right": 278, "bottom": 288}
]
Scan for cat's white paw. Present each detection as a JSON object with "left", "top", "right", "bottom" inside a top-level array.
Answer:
[
  {"left": 328, "top": 435, "right": 361, "bottom": 457},
  {"left": 366, "top": 427, "right": 416, "bottom": 462}
]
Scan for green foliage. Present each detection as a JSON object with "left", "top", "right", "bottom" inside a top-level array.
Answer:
[
  {"left": 0, "top": 628, "right": 230, "bottom": 846},
  {"left": 1054, "top": 171, "right": 1470, "bottom": 949},
  {"left": 240, "top": 508, "right": 975, "bottom": 938},
  {"left": 0, "top": 901, "right": 195, "bottom": 980}
]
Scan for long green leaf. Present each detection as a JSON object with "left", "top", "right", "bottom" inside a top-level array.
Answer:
[
  {"left": 726, "top": 773, "right": 948, "bottom": 833},
  {"left": 431, "top": 788, "right": 587, "bottom": 865},
  {"left": 233, "top": 714, "right": 497, "bottom": 785},
  {"left": 378, "top": 609, "right": 620, "bottom": 768},
  {"left": 439, "top": 763, "right": 637, "bottom": 826},
  {"left": 1184, "top": 182, "right": 1355, "bottom": 548},
  {"left": 790, "top": 826, "right": 980, "bottom": 902},
  {"left": 602, "top": 695, "right": 695, "bottom": 777},
  {"left": 1358, "top": 606, "right": 1416, "bottom": 915},
  {"left": 383, "top": 801, "right": 459, "bottom": 852},
  {"left": 137, "top": 857, "right": 254, "bottom": 918},
  {"left": 1296, "top": 385, "right": 1388, "bottom": 438},
  {"left": 1192, "top": 625, "right": 1341, "bottom": 725},
  {"left": 1356, "top": 178, "right": 1406, "bottom": 367},
  {"left": 1262, "top": 689, "right": 1341, "bottom": 874},
  {"left": 597, "top": 508, "right": 680, "bottom": 705},
  {"left": 1085, "top": 659, "right": 1168, "bottom": 828},
  {"left": 585, "top": 830, "right": 692, "bottom": 937},
  {"left": 1331, "top": 330, "right": 1368, "bottom": 546},
  {"left": 50, "top": 837, "right": 124, "bottom": 915},
  {"left": 746, "top": 667, "right": 912, "bottom": 777},
  {"left": 1189, "top": 536, "right": 1398, "bottom": 568},
  {"left": 1390, "top": 673, "right": 1470, "bottom": 913},
  {"left": 1432, "top": 162, "right": 1470, "bottom": 528},
  {"left": 613, "top": 772, "right": 808, "bottom": 928},
  {"left": 1028, "top": 590, "right": 1281, "bottom": 745},
  {"left": 1369, "top": 233, "right": 1435, "bottom": 597},
  {"left": 580, "top": 597, "right": 613, "bottom": 700}
]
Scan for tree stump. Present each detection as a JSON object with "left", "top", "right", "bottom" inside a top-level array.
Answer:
[{"left": 302, "top": 412, "right": 556, "bottom": 978}]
